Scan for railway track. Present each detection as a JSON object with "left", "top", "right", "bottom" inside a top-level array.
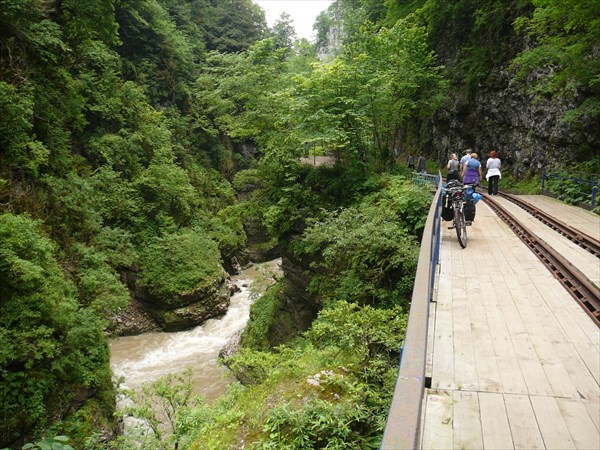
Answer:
[
  {"left": 483, "top": 193, "right": 600, "bottom": 327},
  {"left": 498, "top": 191, "right": 600, "bottom": 257}
]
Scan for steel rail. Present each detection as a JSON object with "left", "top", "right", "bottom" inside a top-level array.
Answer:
[
  {"left": 498, "top": 192, "right": 600, "bottom": 258},
  {"left": 484, "top": 195, "right": 600, "bottom": 327}
]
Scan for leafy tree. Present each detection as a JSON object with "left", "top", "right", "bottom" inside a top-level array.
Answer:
[
  {"left": 345, "top": 16, "right": 447, "bottom": 167},
  {"left": 70, "top": 243, "right": 130, "bottom": 323},
  {"left": 21, "top": 435, "right": 75, "bottom": 450},
  {"left": 202, "top": 0, "right": 268, "bottom": 53},
  {"left": 115, "top": 0, "right": 195, "bottom": 106},
  {"left": 271, "top": 12, "right": 297, "bottom": 51},
  {"left": 57, "top": 0, "right": 120, "bottom": 46}
]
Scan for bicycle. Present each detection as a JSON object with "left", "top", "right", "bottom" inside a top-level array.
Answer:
[{"left": 444, "top": 182, "right": 475, "bottom": 248}]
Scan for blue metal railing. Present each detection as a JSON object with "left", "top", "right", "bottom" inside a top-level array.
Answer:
[
  {"left": 381, "top": 173, "right": 442, "bottom": 449},
  {"left": 541, "top": 171, "right": 598, "bottom": 208},
  {"left": 411, "top": 171, "right": 440, "bottom": 189}
]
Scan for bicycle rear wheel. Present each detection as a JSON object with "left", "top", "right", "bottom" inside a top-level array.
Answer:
[{"left": 454, "top": 207, "right": 468, "bottom": 248}]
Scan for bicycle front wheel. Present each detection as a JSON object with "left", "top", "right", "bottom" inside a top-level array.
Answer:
[{"left": 454, "top": 207, "right": 468, "bottom": 248}]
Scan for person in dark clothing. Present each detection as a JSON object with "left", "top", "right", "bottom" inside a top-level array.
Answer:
[
  {"left": 407, "top": 154, "right": 415, "bottom": 170},
  {"left": 416, "top": 154, "right": 426, "bottom": 173}
]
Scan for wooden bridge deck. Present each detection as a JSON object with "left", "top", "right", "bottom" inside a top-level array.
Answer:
[{"left": 422, "top": 196, "right": 600, "bottom": 449}]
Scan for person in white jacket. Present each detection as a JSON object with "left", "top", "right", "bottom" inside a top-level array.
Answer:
[{"left": 486, "top": 150, "right": 501, "bottom": 195}]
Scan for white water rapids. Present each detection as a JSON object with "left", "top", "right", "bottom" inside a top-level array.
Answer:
[{"left": 109, "top": 259, "right": 281, "bottom": 402}]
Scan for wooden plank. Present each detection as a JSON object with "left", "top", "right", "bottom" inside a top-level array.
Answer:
[
  {"left": 584, "top": 400, "right": 600, "bottom": 432},
  {"left": 527, "top": 266, "right": 600, "bottom": 385},
  {"left": 453, "top": 390, "right": 484, "bottom": 449},
  {"left": 479, "top": 392, "right": 514, "bottom": 449},
  {"left": 556, "top": 398, "right": 600, "bottom": 450},
  {"left": 466, "top": 283, "right": 503, "bottom": 393},
  {"left": 530, "top": 395, "right": 576, "bottom": 449},
  {"left": 421, "top": 389, "right": 453, "bottom": 450},
  {"left": 489, "top": 251, "right": 558, "bottom": 397},
  {"left": 451, "top": 297, "right": 479, "bottom": 391},
  {"left": 504, "top": 394, "right": 545, "bottom": 449},
  {"left": 478, "top": 273, "right": 528, "bottom": 395},
  {"left": 431, "top": 258, "right": 455, "bottom": 390},
  {"left": 449, "top": 254, "right": 479, "bottom": 392},
  {"left": 492, "top": 273, "right": 555, "bottom": 397},
  {"left": 506, "top": 268, "right": 580, "bottom": 398}
]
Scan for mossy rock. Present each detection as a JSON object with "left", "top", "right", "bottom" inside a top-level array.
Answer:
[{"left": 151, "top": 281, "right": 231, "bottom": 331}]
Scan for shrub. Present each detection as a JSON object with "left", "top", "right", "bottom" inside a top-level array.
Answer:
[{"left": 0, "top": 213, "right": 114, "bottom": 446}]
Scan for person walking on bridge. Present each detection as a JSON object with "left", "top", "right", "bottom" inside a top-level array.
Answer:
[
  {"left": 460, "top": 148, "right": 472, "bottom": 169},
  {"left": 447, "top": 153, "right": 460, "bottom": 182},
  {"left": 486, "top": 150, "right": 501, "bottom": 195},
  {"left": 461, "top": 152, "right": 482, "bottom": 188}
]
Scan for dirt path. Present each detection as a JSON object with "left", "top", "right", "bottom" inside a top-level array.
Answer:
[{"left": 299, "top": 156, "right": 335, "bottom": 167}]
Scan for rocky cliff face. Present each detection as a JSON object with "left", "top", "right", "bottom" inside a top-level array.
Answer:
[
  {"left": 429, "top": 70, "right": 598, "bottom": 177},
  {"left": 425, "top": 10, "right": 598, "bottom": 176}
]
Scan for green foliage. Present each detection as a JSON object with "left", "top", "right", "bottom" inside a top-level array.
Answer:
[
  {"left": 135, "top": 152, "right": 199, "bottom": 230},
  {"left": 307, "top": 301, "right": 406, "bottom": 367},
  {"left": 257, "top": 398, "right": 380, "bottom": 449},
  {"left": 501, "top": 173, "right": 542, "bottom": 195},
  {"left": 43, "top": 174, "right": 103, "bottom": 241},
  {"left": 59, "top": 0, "right": 120, "bottom": 46},
  {"left": 297, "top": 176, "right": 428, "bottom": 308},
  {"left": 189, "top": 299, "right": 407, "bottom": 447},
  {"left": 0, "top": 83, "right": 48, "bottom": 177},
  {"left": 21, "top": 435, "right": 74, "bottom": 450},
  {"left": 0, "top": 213, "right": 114, "bottom": 446},
  {"left": 271, "top": 12, "right": 297, "bottom": 51},
  {"left": 70, "top": 244, "right": 129, "bottom": 321},
  {"left": 200, "top": 0, "right": 268, "bottom": 53},
  {"left": 137, "top": 228, "right": 224, "bottom": 302},
  {"left": 88, "top": 168, "right": 145, "bottom": 238},
  {"left": 543, "top": 172, "right": 599, "bottom": 207},
  {"left": 241, "top": 283, "right": 287, "bottom": 351},
  {"left": 119, "top": 369, "right": 208, "bottom": 450},
  {"left": 226, "top": 349, "right": 282, "bottom": 386},
  {"left": 512, "top": 0, "right": 600, "bottom": 123}
]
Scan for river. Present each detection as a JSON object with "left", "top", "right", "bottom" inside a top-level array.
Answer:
[{"left": 109, "top": 259, "right": 281, "bottom": 402}]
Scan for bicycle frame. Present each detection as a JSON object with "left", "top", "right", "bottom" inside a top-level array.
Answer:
[{"left": 445, "top": 183, "right": 470, "bottom": 248}]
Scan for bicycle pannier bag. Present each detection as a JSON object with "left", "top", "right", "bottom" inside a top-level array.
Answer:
[
  {"left": 441, "top": 192, "right": 454, "bottom": 221},
  {"left": 464, "top": 200, "right": 476, "bottom": 222}
]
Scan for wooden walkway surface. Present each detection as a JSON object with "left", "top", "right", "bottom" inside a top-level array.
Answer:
[{"left": 422, "top": 195, "right": 600, "bottom": 449}]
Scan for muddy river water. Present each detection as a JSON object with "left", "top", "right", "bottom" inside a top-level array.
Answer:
[{"left": 109, "top": 259, "right": 281, "bottom": 402}]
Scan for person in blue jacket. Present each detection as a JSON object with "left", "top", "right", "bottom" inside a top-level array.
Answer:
[{"left": 461, "top": 152, "right": 483, "bottom": 188}]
